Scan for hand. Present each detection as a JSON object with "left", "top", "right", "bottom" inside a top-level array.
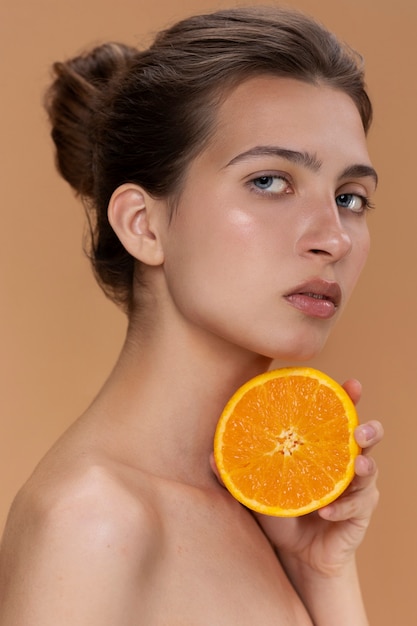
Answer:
[
  {"left": 255, "top": 379, "right": 383, "bottom": 578},
  {"left": 211, "top": 379, "right": 383, "bottom": 579}
]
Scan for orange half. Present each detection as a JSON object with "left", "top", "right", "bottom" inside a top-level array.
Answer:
[{"left": 214, "top": 367, "right": 360, "bottom": 517}]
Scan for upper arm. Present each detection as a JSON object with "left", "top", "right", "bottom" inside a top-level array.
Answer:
[{"left": 0, "top": 466, "right": 161, "bottom": 625}]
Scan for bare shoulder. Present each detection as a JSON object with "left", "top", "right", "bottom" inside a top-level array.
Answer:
[
  {"left": 4, "top": 459, "right": 161, "bottom": 554},
  {"left": 0, "top": 458, "right": 162, "bottom": 624}
]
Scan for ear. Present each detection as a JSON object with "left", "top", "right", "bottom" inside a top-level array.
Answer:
[{"left": 108, "top": 184, "right": 165, "bottom": 266}]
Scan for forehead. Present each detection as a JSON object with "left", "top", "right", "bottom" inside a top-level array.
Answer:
[{"left": 202, "top": 76, "right": 370, "bottom": 166}]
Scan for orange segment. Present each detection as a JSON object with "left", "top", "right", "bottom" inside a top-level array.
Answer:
[{"left": 214, "top": 367, "right": 360, "bottom": 517}]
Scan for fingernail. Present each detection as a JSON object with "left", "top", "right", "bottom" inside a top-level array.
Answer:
[{"left": 361, "top": 424, "right": 376, "bottom": 441}]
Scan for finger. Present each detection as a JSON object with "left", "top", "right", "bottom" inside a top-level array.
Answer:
[
  {"left": 342, "top": 379, "right": 362, "bottom": 405},
  {"left": 346, "top": 456, "right": 378, "bottom": 502},
  {"left": 337, "top": 458, "right": 377, "bottom": 500},
  {"left": 319, "top": 452, "right": 380, "bottom": 521},
  {"left": 319, "top": 465, "right": 379, "bottom": 520},
  {"left": 318, "top": 483, "right": 379, "bottom": 522},
  {"left": 209, "top": 452, "right": 225, "bottom": 487},
  {"left": 354, "top": 452, "right": 378, "bottom": 478},
  {"left": 354, "top": 419, "right": 384, "bottom": 450}
]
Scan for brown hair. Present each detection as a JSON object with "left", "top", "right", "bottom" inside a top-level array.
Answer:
[{"left": 45, "top": 6, "right": 373, "bottom": 312}]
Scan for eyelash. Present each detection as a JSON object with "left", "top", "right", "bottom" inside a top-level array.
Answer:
[
  {"left": 335, "top": 193, "right": 375, "bottom": 214},
  {"left": 249, "top": 174, "right": 289, "bottom": 194},
  {"left": 248, "top": 174, "right": 375, "bottom": 215}
]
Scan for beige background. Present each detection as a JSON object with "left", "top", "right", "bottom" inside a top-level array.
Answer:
[{"left": 1, "top": 0, "right": 415, "bottom": 623}]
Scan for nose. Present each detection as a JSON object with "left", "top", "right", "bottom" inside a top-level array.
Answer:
[{"left": 296, "top": 201, "right": 353, "bottom": 262}]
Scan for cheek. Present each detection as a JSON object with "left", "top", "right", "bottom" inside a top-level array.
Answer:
[
  {"left": 211, "top": 209, "right": 261, "bottom": 261},
  {"left": 345, "top": 227, "right": 370, "bottom": 291},
  {"left": 162, "top": 207, "right": 263, "bottom": 314},
  {"left": 357, "top": 227, "right": 371, "bottom": 270},
  {"left": 172, "top": 204, "right": 260, "bottom": 264}
]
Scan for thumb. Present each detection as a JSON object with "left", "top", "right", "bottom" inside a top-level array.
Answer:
[{"left": 209, "top": 452, "right": 226, "bottom": 487}]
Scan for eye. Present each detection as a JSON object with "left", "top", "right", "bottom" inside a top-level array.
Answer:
[
  {"left": 251, "top": 175, "right": 290, "bottom": 195},
  {"left": 336, "top": 193, "right": 373, "bottom": 214}
]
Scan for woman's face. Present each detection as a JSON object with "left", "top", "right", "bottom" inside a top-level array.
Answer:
[{"left": 160, "top": 76, "right": 376, "bottom": 361}]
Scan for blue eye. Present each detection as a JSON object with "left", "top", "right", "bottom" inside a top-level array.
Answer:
[
  {"left": 252, "top": 175, "right": 288, "bottom": 194},
  {"left": 336, "top": 193, "right": 371, "bottom": 213}
]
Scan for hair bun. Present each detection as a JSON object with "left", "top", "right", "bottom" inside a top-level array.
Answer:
[{"left": 45, "top": 42, "right": 137, "bottom": 197}]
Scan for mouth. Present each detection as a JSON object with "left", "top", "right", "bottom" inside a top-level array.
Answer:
[{"left": 284, "top": 279, "right": 342, "bottom": 319}]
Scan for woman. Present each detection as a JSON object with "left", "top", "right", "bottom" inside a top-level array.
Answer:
[{"left": 0, "top": 6, "right": 383, "bottom": 624}]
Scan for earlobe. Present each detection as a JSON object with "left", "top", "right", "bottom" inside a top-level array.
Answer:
[{"left": 108, "top": 184, "right": 165, "bottom": 266}]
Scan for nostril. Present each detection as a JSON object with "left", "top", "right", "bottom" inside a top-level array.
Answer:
[
  {"left": 309, "top": 248, "right": 332, "bottom": 255},
  {"left": 297, "top": 219, "right": 353, "bottom": 261}
]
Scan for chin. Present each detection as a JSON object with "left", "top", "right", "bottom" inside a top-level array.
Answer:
[{"left": 263, "top": 334, "right": 330, "bottom": 364}]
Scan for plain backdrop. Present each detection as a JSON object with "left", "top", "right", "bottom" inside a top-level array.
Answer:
[{"left": 1, "top": 0, "right": 416, "bottom": 623}]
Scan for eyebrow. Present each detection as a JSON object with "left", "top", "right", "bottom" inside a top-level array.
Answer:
[
  {"left": 225, "top": 145, "right": 378, "bottom": 187},
  {"left": 339, "top": 164, "right": 378, "bottom": 188}
]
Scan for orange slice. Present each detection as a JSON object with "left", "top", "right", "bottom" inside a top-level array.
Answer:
[{"left": 214, "top": 367, "right": 360, "bottom": 517}]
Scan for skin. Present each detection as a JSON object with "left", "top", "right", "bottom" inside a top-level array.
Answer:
[{"left": 0, "top": 77, "right": 383, "bottom": 625}]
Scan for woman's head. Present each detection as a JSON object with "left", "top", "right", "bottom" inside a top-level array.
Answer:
[{"left": 45, "top": 6, "right": 373, "bottom": 312}]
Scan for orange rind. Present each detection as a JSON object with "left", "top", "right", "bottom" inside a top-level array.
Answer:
[{"left": 214, "top": 367, "right": 360, "bottom": 517}]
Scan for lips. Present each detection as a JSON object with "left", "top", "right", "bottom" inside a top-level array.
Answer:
[{"left": 284, "top": 279, "right": 342, "bottom": 319}]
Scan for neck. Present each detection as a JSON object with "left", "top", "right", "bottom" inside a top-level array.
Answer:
[{"left": 87, "top": 310, "right": 272, "bottom": 487}]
